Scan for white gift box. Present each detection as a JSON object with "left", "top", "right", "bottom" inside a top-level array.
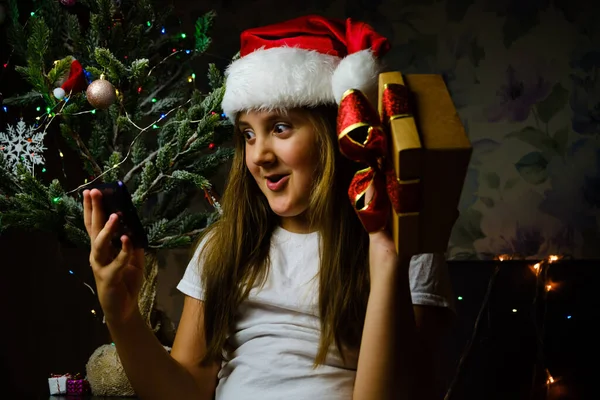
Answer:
[{"left": 48, "top": 374, "right": 69, "bottom": 395}]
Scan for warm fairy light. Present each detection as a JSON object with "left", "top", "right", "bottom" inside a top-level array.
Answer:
[
  {"left": 512, "top": 309, "right": 517, "bottom": 313},
  {"left": 91, "top": 309, "right": 96, "bottom": 315},
  {"left": 546, "top": 284, "right": 552, "bottom": 292},
  {"left": 496, "top": 254, "right": 511, "bottom": 261},
  {"left": 188, "top": 76, "right": 193, "bottom": 83},
  {"left": 546, "top": 369, "right": 555, "bottom": 385},
  {"left": 59, "top": 151, "right": 64, "bottom": 158},
  {"left": 530, "top": 262, "right": 541, "bottom": 275},
  {"left": 548, "top": 255, "right": 560, "bottom": 263}
]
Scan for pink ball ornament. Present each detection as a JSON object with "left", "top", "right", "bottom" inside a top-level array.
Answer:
[{"left": 60, "top": 0, "right": 77, "bottom": 7}]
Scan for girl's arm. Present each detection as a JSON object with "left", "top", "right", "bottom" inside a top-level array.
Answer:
[
  {"left": 353, "top": 231, "right": 435, "bottom": 400},
  {"left": 108, "top": 296, "right": 219, "bottom": 400}
]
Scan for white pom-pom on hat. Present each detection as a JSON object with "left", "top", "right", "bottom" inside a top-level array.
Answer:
[
  {"left": 331, "top": 49, "right": 380, "bottom": 104},
  {"left": 53, "top": 87, "right": 66, "bottom": 100}
]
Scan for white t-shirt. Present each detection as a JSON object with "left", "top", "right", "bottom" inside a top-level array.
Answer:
[{"left": 177, "top": 226, "right": 454, "bottom": 400}]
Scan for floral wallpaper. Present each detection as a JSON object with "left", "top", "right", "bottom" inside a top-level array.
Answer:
[{"left": 176, "top": 0, "right": 600, "bottom": 261}]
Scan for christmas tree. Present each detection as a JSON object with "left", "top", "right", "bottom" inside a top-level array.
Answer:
[{"left": 0, "top": 0, "right": 233, "bottom": 336}]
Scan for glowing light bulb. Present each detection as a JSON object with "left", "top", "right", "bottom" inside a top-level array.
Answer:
[
  {"left": 512, "top": 309, "right": 517, "bottom": 313},
  {"left": 548, "top": 255, "right": 559, "bottom": 263},
  {"left": 546, "top": 369, "right": 555, "bottom": 385},
  {"left": 546, "top": 284, "right": 552, "bottom": 292}
]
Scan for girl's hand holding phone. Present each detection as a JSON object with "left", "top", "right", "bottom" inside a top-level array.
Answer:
[{"left": 83, "top": 188, "right": 146, "bottom": 326}]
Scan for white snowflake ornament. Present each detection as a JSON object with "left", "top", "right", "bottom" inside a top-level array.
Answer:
[{"left": 0, "top": 118, "right": 47, "bottom": 176}]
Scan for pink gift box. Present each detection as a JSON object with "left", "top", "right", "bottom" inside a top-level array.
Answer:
[{"left": 67, "top": 374, "right": 90, "bottom": 396}]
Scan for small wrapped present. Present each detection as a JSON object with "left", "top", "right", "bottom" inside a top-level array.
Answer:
[
  {"left": 67, "top": 373, "right": 91, "bottom": 396},
  {"left": 48, "top": 373, "right": 70, "bottom": 395},
  {"left": 338, "top": 72, "right": 472, "bottom": 256}
]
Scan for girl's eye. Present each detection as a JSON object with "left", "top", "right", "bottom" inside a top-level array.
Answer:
[
  {"left": 273, "top": 123, "right": 291, "bottom": 135},
  {"left": 242, "top": 130, "right": 255, "bottom": 141}
]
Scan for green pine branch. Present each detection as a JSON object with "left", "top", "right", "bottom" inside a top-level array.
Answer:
[{"left": 2, "top": 1, "right": 232, "bottom": 253}]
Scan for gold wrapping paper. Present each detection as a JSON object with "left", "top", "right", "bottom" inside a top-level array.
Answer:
[{"left": 379, "top": 72, "right": 472, "bottom": 255}]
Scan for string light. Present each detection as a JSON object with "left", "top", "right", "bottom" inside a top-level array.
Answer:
[
  {"left": 444, "top": 254, "right": 566, "bottom": 400},
  {"left": 546, "top": 369, "right": 555, "bottom": 385}
]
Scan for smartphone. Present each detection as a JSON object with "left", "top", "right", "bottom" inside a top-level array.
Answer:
[{"left": 85, "top": 180, "right": 148, "bottom": 249}]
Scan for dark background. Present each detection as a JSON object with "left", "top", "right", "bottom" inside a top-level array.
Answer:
[{"left": 1, "top": 0, "right": 598, "bottom": 399}]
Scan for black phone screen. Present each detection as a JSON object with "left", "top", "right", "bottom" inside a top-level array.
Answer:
[{"left": 85, "top": 180, "right": 148, "bottom": 249}]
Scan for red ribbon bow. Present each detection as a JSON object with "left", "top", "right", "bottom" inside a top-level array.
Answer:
[{"left": 337, "top": 84, "right": 421, "bottom": 233}]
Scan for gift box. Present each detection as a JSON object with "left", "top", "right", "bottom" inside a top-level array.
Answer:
[
  {"left": 379, "top": 72, "right": 472, "bottom": 256},
  {"left": 48, "top": 373, "right": 70, "bottom": 395},
  {"left": 67, "top": 373, "right": 91, "bottom": 396}
]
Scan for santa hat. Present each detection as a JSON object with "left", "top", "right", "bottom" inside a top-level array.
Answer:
[
  {"left": 221, "top": 15, "right": 390, "bottom": 120},
  {"left": 53, "top": 59, "right": 88, "bottom": 100}
]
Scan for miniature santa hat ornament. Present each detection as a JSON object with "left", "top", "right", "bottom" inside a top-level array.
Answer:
[
  {"left": 221, "top": 15, "right": 390, "bottom": 120},
  {"left": 53, "top": 59, "right": 88, "bottom": 100}
]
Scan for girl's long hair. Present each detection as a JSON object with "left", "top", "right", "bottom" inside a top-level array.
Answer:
[{"left": 198, "top": 105, "right": 370, "bottom": 365}]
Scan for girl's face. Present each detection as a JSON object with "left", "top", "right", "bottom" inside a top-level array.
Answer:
[{"left": 239, "top": 109, "right": 319, "bottom": 233}]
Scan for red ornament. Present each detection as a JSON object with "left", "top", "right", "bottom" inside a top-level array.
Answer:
[
  {"left": 208, "top": 143, "right": 215, "bottom": 150},
  {"left": 60, "top": 0, "right": 77, "bottom": 6}
]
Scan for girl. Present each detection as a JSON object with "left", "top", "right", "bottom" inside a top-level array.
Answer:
[{"left": 83, "top": 15, "right": 455, "bottom": 400}]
